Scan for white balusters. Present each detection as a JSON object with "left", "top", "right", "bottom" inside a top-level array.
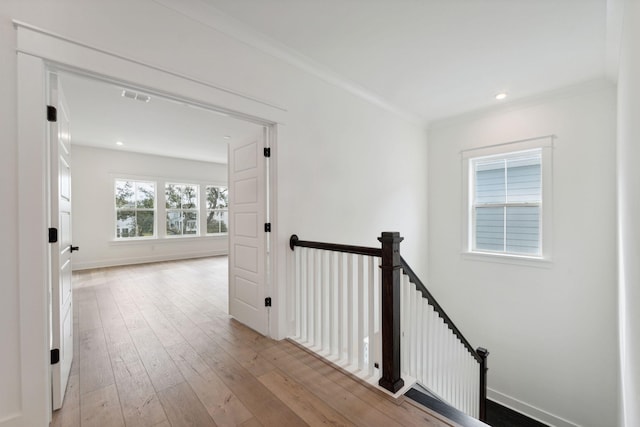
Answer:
[
  {"left": 399, "top": 267, "right": 481, "bottom": 418},
  {"left": 291, "top": 248, "right": 382, "bottom": 384}
]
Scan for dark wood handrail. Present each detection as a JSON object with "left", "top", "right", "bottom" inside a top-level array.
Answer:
[
  {"left": 400, "top": 256, "right": 482, "bottom": 364},
  {"left": 289, "top": 234, "right": 382, "bottom": 258}
]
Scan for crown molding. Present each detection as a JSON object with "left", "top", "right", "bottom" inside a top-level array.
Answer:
[{"left": 152, "top": 0, "right": 423, "bottom": 125}]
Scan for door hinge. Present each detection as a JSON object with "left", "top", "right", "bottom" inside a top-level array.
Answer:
[
  {"left": 48, "top": 228, "right": 58, "bottom": 243},
  {"left": 51, "top": 349, "right": 60, "bottom": 365},
  {"left": 264, "top": 147, "right": 271, "bottom": 158},
  {"left": 47, "top": 105, "right": 57, "bottom": 122},
  {"left": 265, "top": 297, "right": 272, "bottom": 307},
  {"left": 264, "top": 223, "right": 271, "bottom": 232}
]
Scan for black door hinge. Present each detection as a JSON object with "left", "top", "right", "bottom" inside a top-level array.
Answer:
[
  {"left": 48, "top": 228, "right": 58, "bottom": 243},
  {"left": 264, "top": 147, "right": 271, "bottom": 158},
  {"left": 265, "top": 297, "right": 272, "bottom": 307},
  {"left": 51, "top": 349, "right": 60, "bottom": 365},
  {"left": 47, "top": 105, "right": 57, "bottom": 122},
  {"left": 264, "top": 223, "right": 271, "bottom": 232}
]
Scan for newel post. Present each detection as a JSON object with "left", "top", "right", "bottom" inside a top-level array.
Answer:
[
  {"left": 477, "top": 347, "right": 490, "bottom": 422},
  {"left": 378, "top": 232, "right": 404, "bottom": 393}
]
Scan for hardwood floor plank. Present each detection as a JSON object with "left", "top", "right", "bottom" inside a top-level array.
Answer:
[
  {"left": 166, "top": 341, "right": 253, "bottom": 426},
  {"left": 130, "top": 328, "right": 185, "bottom": 392},
  {"left": 51, "top": 373, "right": 80, "bottom": 427},
  {"left": 157, "top": 382, "right": 218, "bottom": 427},
  {"left": 116, "top": 372, "right": 168, "bottom": 427},
  {"left": 238, "top": 418, "right": 262, "bottom": 427},
  {"left": 258, "top": 369, "right": 356, "bottom": 427},
  {"left": 80, "top": 384, "right": 125, "bottom": 427},
  {"left": 79, "top": 327, "right": 115, "bottom": 394},
  {"left": 260, "top": 343, "right": 405, "bottom": 427}
]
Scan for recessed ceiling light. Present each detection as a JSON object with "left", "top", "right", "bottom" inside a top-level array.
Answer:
[
  {"left": 116, "top": 141, "right": 124, "bottom": 146},
  {"left": 495, "top": 92, "right": 507, "bottom": 100},
  {"left": 223, "top": 135, "right": 231, "bottom": 140}
]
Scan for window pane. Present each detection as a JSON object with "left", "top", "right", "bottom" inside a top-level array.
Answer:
[
  {"left": 136, "top": 211, "right": 155, "bottom": 237},
  {"left": 206, "top": 186, "right": 228, "bottom": 209},
  {"left": 207, "top": 210, "right": 228, "bottom": 234},
  {"left": 136, "top": 182, "right": 155, "bottom": 208},
  {"left": 183, "top": 212, "right": 198, "bottom": 235},
  {"left": 166, "top": 210, "right": 182, "bottom": 235},
  {"left": 475, "top": 160, "right": 505, "bottom": 204},
  {"left": 115, "top": 180, "right": 135, "bottom": 208},
  {"left": 182, "top": 185, "right": 198, "bottom": 209},
  {"left": 507, "top": 155, "right": 541, "bottom": 203},
  {"left": 506, "top": 206, "right": 540, "bottom": 254},
  {"left": 166, "top": 184, "right": 182, "bottom": 209},
  {"left": 219, "top": 211, "right": 228, "bottom": 233},
  {"left": 116, "top": 210, "right": 136, "bottom": 238},
  {"left": 475, "top": 207, "right": 504, "bottom": 251}
]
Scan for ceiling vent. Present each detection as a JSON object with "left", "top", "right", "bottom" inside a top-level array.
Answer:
[{"left": 121, "top": 89, "right": 151, "bottom": 103}]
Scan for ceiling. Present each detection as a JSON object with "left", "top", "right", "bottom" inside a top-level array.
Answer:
[
  {"left": 198, "top": 0, "right": 610, "bottom": 122},
  {"left": 63, "top": 1, "right": 613, "bottom": 161},
  {"left": 60, "top": 72, "right": 264, "bottom": 164}
]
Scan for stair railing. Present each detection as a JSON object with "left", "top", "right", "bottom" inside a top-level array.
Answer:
[{"left": 289, "top": 232, "right": 489, "bottom": 421}]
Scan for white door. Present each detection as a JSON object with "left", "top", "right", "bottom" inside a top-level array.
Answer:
[
  {"left": 49, "top": 72, "right": 74, "bottom": 410},
  {"left": 228, "top": 130, "right": 269, "bottom": 335}
]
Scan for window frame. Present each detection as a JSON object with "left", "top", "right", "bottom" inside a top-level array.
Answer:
[
  {"left": 461, "top": 136, "right": 554, "bottom": 265},
  {"left": 114, "top": 179, "right": 157, "bottom": 240}
]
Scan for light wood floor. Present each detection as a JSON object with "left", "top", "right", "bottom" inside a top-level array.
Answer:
[{"left": 52, "top": 256, "right": 455, "bottom": 427}]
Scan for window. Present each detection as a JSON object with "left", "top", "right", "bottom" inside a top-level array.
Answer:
[
  {"left": 463, "top": 136, "right": 553, "bottom": 261},
  {"left": 471, "top": 150, "right": 541, "bottom": 256},
  {"left": 165, "top": 183, "right": 199, "bottom": 236},
  {"left": 115, "top": 180, "right": 156, "bottom": 238},
  {"left": 206, "top": 185, "right": 228, "bottom": 234}
]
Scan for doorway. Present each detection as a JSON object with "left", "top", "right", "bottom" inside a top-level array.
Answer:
[
  {"left": 16, "top": 22, "right": 283, "bottom": 427},
  {"left": 55, "top": 68, "right": 272, "bottom": 405}
]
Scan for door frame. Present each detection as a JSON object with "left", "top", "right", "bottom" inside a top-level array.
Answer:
[{"left": 15, "top": 21, "right": 283, "bottom": 427}]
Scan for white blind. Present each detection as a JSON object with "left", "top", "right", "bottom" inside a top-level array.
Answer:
[{"left": 473, "top": 151, "right": 541, "bottom": 255}]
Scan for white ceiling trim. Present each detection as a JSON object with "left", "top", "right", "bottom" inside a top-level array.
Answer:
[{"left": 152, "top": 0, "right": 424, "bottom": 125}]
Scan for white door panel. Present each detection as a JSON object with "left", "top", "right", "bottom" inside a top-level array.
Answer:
[
  {"left": 228, "top": 135, "right": 269, "bottom": 335},
  {"left": 49, "top": 72, "right": 74, "bottom": 411}
]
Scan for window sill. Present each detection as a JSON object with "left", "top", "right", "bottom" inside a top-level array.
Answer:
[
  {"left": 111, "top": 235, "right": 228, "bottom": 245},
  {"left": 461, "top": 251, "right": 553, "bottom": 269}
]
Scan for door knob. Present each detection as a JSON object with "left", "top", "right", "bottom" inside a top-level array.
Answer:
[{"left": 70, "top": 245, "right": 79, "bottom": 253}]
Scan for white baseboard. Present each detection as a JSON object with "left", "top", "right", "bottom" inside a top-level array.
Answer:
[
  {"left": 72, "top": 250, "right": 228, "bottom": 271},
  {"left": 488, "top": 388, "right": 581, "bottom": 427}
]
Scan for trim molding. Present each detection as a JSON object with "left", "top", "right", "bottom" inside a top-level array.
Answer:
[
  {"left": 151, "top": 0, "right": 422, "bottom": 125},
  {"left": 487, "top": 388, "right": 580, "bottom": 427},
  {"left": 13, "top": 20, "right": 287, "bottom": 122},
  {"left": 72, "top": 251, "right": 228, "bottom": 271}
]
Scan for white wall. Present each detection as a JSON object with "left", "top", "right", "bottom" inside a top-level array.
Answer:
[
  {"left": 71, "top": 146, "right": 228, "bottom": 270},
  {"left": 427, "top": 84, "right": 618, "bottom": 427},
  {"left": 617, "top": 1, "right": 640, "bottom": 425},
  {"left": 0, "top": 1, "right": 428, "bottom": 425}
]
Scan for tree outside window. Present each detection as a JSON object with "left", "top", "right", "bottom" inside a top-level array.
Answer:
[
  {"left": 166, "top": 183, "right": 199, "bottom": 236},
  {"left": 115, "top": 180, "right": 156, "bottom": 238},
  {"left": 206, "top": 186, "right": 228, "bottom": 234}
]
